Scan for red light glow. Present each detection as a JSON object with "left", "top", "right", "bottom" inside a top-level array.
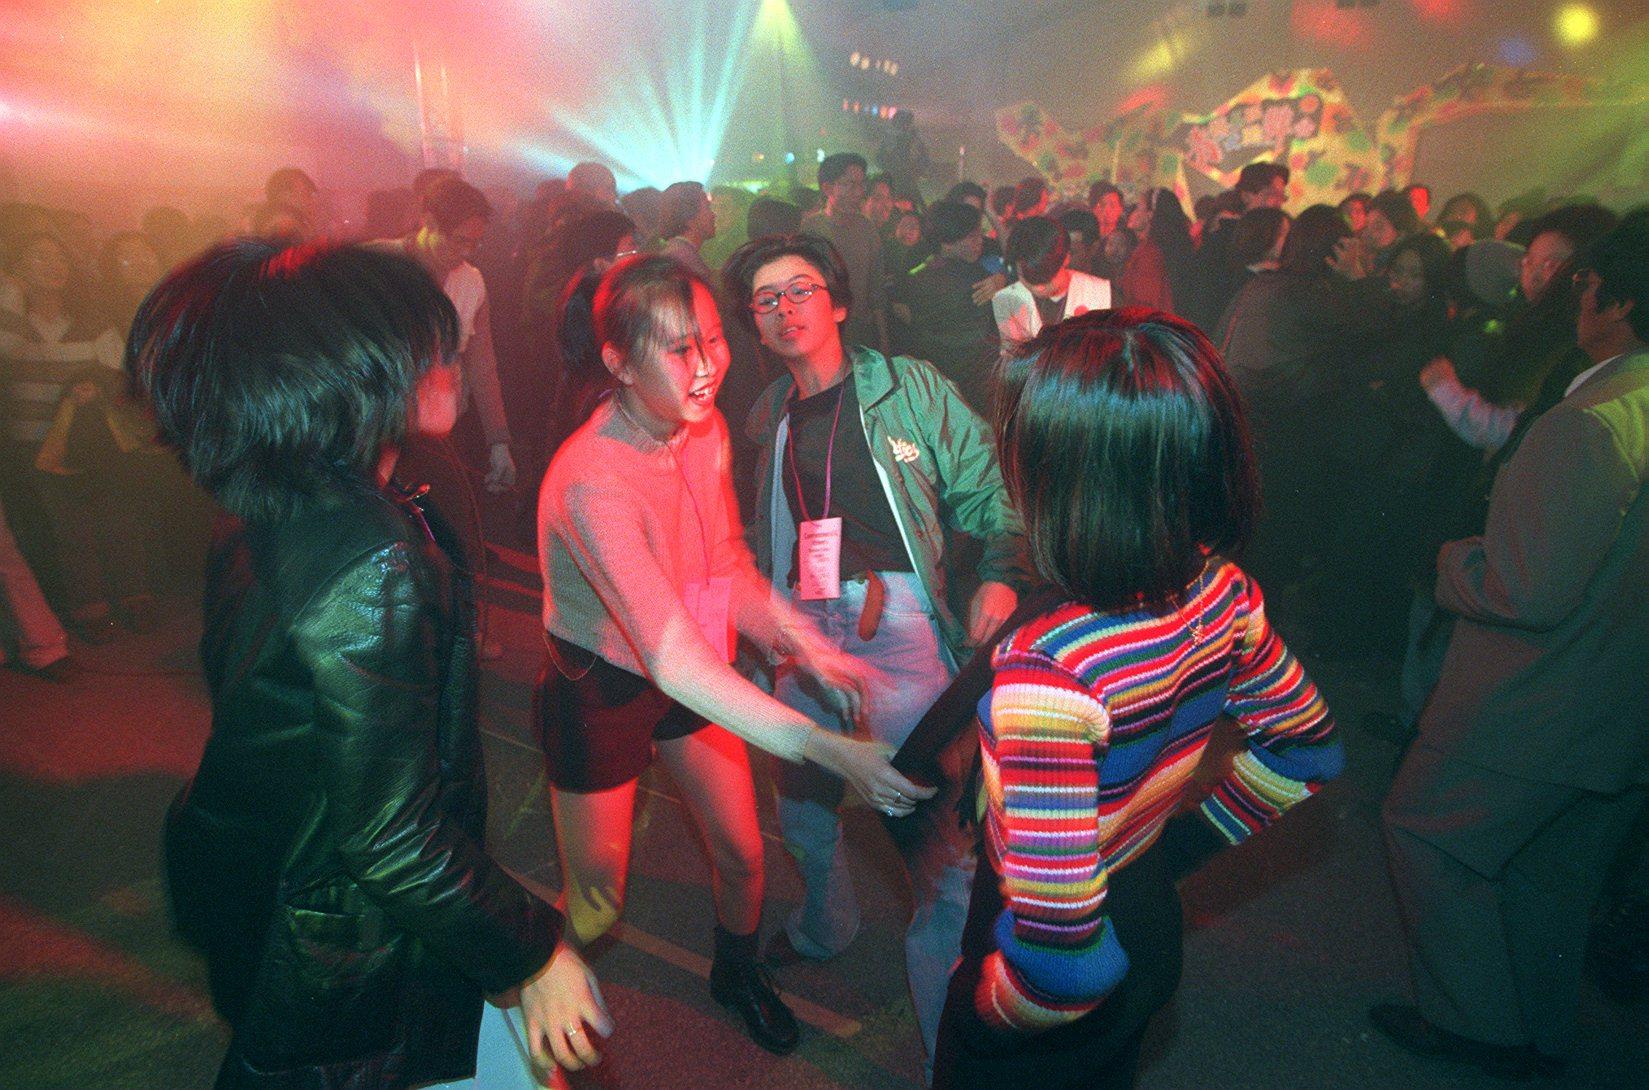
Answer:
[
  {"left": 1408, "top": 0, "right": 1473, "bottom": 23},
  {"left": 1291, "top": 1, "right": 1375, "bottom": 49},
  {"left": 1116, "top": 84, "right": 1170, "bottom": 116}
]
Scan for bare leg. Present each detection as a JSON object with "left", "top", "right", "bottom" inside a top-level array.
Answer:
[
  {"left": 661, "top": 726, "right": 799, "bottom": 1054},
  {"left": 657, "top": 726, "right": 764, "bottom": 934},
  {"left": 550, "top": 779, "right": 639, "bottom": 947}
]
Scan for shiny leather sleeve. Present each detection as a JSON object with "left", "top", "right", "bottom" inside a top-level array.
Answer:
[{"left": 291, "top": 540, "right": 559, "bottom": 995}]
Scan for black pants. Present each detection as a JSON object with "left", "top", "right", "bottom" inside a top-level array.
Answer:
[{"left": 932, "top": 843, "right": 1183, "bottom": 1090}]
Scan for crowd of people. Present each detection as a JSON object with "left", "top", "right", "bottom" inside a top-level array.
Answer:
[{"left": 2, "top": 149, "right": 1646, "bottom": 1090}]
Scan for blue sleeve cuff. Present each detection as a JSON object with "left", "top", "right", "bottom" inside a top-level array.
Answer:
[
  {"left": 1246, "top": 735, "right": 1346, "bottom": 785},
  {"left": 992, "top": 909, "right": 1129, "bottom": 1005}
]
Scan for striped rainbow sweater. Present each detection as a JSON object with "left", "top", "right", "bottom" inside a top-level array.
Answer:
[{"left": 974, "top": 560, "right": 1342, "bottom": 1032}]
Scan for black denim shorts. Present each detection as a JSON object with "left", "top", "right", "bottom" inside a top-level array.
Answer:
[{"left": 534, "top": 636, "right": 709, "bottom": 792}]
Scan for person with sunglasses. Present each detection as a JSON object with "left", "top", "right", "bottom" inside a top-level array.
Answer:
[{"left": 723, "top": 233, "right": 1031, "bottom": 1080}]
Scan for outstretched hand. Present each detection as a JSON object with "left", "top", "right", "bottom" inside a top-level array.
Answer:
[
  {"left": 971, "top": 271, "right": 1008, "bottom": 306},
  {"left": 806, "top": 730, "right": 936, "bottom": 817},
  {"left": 791, "top": 636, "right": 882, "bottom": 733}
]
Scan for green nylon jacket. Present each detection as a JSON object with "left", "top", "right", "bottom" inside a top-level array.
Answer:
[{"left": 745, "top": 345, "right": 1032, "bottom": 662}]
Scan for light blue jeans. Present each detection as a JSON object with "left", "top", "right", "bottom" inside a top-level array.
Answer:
[
  {"left": 423, "top": 1003, "right": 536, "bottom": 1089},
  {"left": 774, "top": 571, "right": 974, "bottom": 1074}
]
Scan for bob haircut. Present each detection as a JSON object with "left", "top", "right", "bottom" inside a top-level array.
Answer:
[
  {"left": 1005, "top": 216, "right": 1069, "bottom": 286},
  {"left": 995, "top": 307, "right": 1258, "bottom": 611},
  {"left": 722, "top": 233, "right": 852, "bottom": 333},
  {"left": 126, "top": 238, "right": 458, "bottom": 522}
]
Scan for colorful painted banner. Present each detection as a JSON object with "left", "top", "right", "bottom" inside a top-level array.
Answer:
[
  {"left": 1375, "top": 62, "right": 1649, "bottom": 190},
  {"left": 995, "top": 100, "right": 1189, "bottom": 204},
  {"left": 1171, "top": 68, "right": 1379, "bottom": 207},
  {"left": 998, "top": 63, "right": 1649, "bottom": 206}
]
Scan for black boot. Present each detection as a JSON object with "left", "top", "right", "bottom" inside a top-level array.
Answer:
[{"left": 709, "top": 925, "right": 800, "bottom": 1055}]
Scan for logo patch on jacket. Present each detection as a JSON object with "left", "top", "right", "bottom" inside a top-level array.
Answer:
[{"left": 887, "top": 436, "right": 921, "bottom": 463}]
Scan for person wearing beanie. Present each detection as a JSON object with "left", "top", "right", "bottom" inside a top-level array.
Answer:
[{"left": 1462, "top": 238, "right": 1524, "bottom": 312}]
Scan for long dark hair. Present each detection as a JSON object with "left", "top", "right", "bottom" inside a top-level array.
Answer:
[
  {"left": 996, "top": 307, "right": 1258, "bottom": 611},
  {"left": 1388, "top": 233, "right": 1452, "bottom": 309},
  {"left": 1142, "top": 188, "right": 1196, "bottom": 297}
]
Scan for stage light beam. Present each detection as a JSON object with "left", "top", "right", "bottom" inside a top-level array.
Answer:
[{"left": 522, "top": 1, "right": 759, "bottom": 189}]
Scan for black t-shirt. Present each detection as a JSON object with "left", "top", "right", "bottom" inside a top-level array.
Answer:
[{"left": 783, "top": 374, "right": 912, "bottom": 581}]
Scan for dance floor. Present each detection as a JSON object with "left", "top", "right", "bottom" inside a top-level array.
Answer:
[{"left": 1, "top": 543, "right": 1643, "bottom": 1088}]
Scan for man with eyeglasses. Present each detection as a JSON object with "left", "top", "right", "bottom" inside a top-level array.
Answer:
[
  {"left": 1374, "top": 211, "right": 1649, "bottom": 1080},
  {"left": 723, "top": 232, "right": 1031, "bottom": 1082}
]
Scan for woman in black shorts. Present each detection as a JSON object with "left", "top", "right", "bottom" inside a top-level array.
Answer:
[{"left": 536, "top": 255, "right": 932, "bottom": 1054}]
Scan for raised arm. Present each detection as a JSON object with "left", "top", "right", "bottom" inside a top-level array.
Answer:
[
  {"left": 1420, "top": 356, "right": 1521, "bottom": 451},
  {"left": 1435, "top": 404, "right": 1639, "bottom": 631},
  {"left": 555, "top": 477, "right": 932, "bottom": 810}
]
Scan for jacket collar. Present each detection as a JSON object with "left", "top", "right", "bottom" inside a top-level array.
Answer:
[
  {"left": 1569, "top": 347, "right": 1649, "bottom": 398},
  {"left": 848, "top": 344, "right": 897, "bottom": 409},
  {"left": 746, "top": 344, "right": 899, "bottom": 440}
]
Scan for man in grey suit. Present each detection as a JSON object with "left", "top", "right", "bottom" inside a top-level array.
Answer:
[{"left": 1373, "top": 212, "right": 1649, "bottom": 1079}]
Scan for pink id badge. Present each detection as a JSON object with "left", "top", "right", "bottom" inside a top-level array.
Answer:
[
  {"left": 796, "top": 516, "right": 843, "bottom": 601},
  {"left": 683, "top": 576, "right": 734, "bottom": 662}
]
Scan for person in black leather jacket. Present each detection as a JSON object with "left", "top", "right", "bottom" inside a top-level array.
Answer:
[{"left": 127, "top": 239, "right": 611, "bottom": 1089}]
